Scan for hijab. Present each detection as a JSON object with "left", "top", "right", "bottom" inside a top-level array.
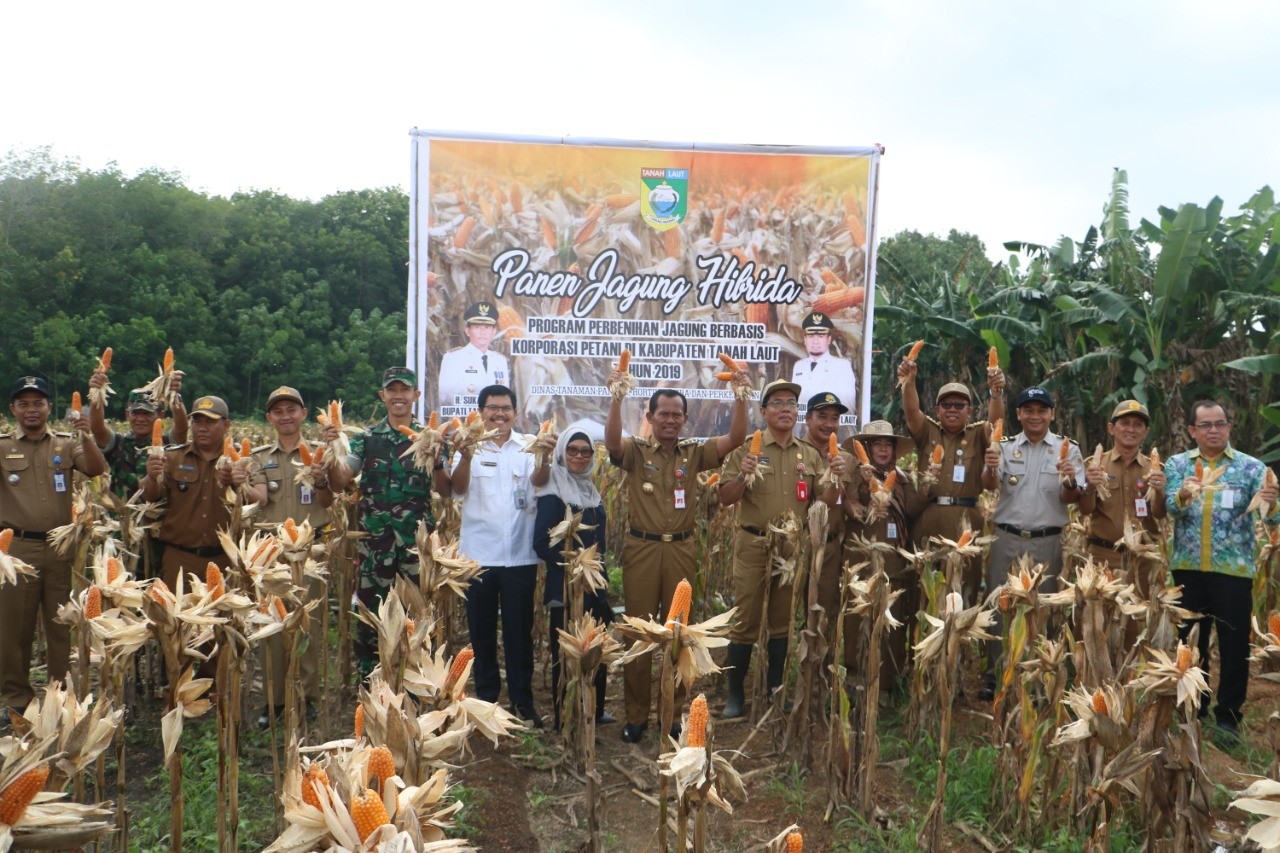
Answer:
[{"left": 540, "top": 419, "right": 603, "bottom": 510}]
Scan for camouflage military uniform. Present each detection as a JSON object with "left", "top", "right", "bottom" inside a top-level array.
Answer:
[
  {"left": 101, "top": 431, "right": 150, "bottom": 498},
  {"left": 347, "top": 417, "right": 435, "bottom": 673}
]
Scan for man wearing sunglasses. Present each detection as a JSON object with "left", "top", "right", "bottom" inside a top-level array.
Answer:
[
  {"left": 1165, "top": 400, "right": 1279, "bottom": 742},
  {"left": 898, "top": 355, "right": 1006, "bottom": 606}
]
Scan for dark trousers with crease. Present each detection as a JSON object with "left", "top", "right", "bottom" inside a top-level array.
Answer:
[
  {"left": 465, "top": 564, "right": 537, "bottom": 710},
  {"left": 1173, "top": 570, "right": 1251, "bottom": 726}
]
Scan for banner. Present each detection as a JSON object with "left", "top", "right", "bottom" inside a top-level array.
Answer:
[{"left": 408, "top": 131, "right": 882, "bottom": 438}]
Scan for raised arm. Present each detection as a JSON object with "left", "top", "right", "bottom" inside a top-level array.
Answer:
[{"left": 898, "top": 358, "right": 926, "bottom": 438}]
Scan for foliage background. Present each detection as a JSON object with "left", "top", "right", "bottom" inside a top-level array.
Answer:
[{"left": 2, "top": 151, "right": 1277, "bottom": 460}]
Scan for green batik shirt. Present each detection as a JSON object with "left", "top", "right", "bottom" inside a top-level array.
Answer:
[{"left": 347, "top": 418, "right": 435, "bottom": 544}]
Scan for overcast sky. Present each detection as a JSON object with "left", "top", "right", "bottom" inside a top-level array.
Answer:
[{"left": 5, "top": 0, "right": 1277, "bottom": 260}]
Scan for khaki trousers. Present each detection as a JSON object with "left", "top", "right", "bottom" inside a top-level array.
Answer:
[
  {"left": 0, "top": 539, "right": 71, "bottom": 710},
  {"left": 914, "top": 503, "right": 984, "bottom": 604},
  {"left": 728, "top": 529, "right": 796, "bottom": 644},
  {"left": 621, "top": 534, "right": 696, "bottom": 727},
  {"left": 263, "top": 573, "right": 327, "bottom": 704}
]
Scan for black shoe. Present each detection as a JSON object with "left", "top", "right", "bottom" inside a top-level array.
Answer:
[
  {"left": 977, "top": 681, "right": 996, "bottom": 702},
  {"left": 257, "top": 705, "right": 283, "bottom": 730},
  {"left": 1212, "top": 719, "right": 1241, "bottom": 745},
  {"left": 669, "top": 722, "right": 682, "bottom": 741},
  {"left": 621, "top": 723, "right": 647, "bottom": 743},
  {"left": 722, "top": 642, "right": 752, "bottom": 719},
  {"left": 510, "top": 704, "right": 544, "bottom": 729},
  {"left": 595, "top": 710, "right": 617, "bottom": 725}
]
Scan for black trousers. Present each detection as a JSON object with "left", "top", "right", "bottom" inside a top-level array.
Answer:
[
  {"left": 465, "top": 564, "right": 538, "bottom": 710},
  {"left": 1173, "top": 570, "right": 1252, "bottom": 726}
]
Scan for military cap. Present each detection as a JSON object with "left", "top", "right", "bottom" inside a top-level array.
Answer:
[
  {"left": 806, "top": 391, "right": 848, "bottom": 415},
  {"left": 463, "top": 301, "right": 498, "bottom": 325},
  {"left": 801, "top": 311, "right": 835, "bottom": 333},
  {"left": 10, "top": 376, "right": 50, "bottom": 400},
  {"left": 1109, "top": 399, "right": 1150, "bottom": 423},
  {"left": 381, "top": 367, "right": 417, "bottom": 388},
  {"left": 190, "top": 395, "right": 230, "bottom": 420},
  {"left": 126, "top": 389, "right": 158, "bottom": 412}
]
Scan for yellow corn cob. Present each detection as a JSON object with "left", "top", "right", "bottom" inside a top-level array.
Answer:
[
  {"left": 819, "top": 267, "right": 842, "bottom": 287},
  {"left": 405, "top": 619, "right": 415, "bottom": 637},
  {"left": 718, "top": 352, "right": 739, "bottom": 371},
  {"left": 0, "top": 764, "right": 50, "bottom": 825},
  {"left": 466, "top": 410, "right": 479, "bottom": 425},
  {"left": 85, "top": 585, "right": 102, "bottom": 619},
  {"left": 1195, "top": 459, "right": 1204, "bottom": 480},
  {"left": 239, "top": 439, "right": 251, "bottom": 458},
  {"left": 786, "top": 831, "right": 803, "bottom": 853},
  {"left": 853, "top": 440, "right": 870, "bottom": 465},
  {"left": 395, "top": 424, "right": 418, "bottom": 439},
  {"left": 152, "top": 419, "right": 165, "bottom": 447},
  {"left": 574, "top": 215, "right": 599, "bottom": 246},
  {"left": 744, "top": 301, "right": 772, "bottom": 326},
  {"left": 453, "top": 216, "right": 476, "bottom": 249},
  {"left": 883, "top": 470, "right": 897, "bottom": 491},
  {"left": 1176, "top": 644, "right": 1192, "bottom": 672},
  {"left": 1058, "top": 440, "right": 1069, "bottom": 463},
  {"left": 0, "top": 529, "right": 11, "bottom": 554},
  {"left": 206, "top": 563, "right": 225, "bottom": 600},
  {"left": 930, "top": 444, "right": 943, "bottom": 466},
  {"left": 71, "top": 391, "right": 82, "bottom": 416},
  {"left": 1091, "top": 689, "right": 1108, "bottom": 716},
  {"left": 704, "top": 473, "right": 719, "bottom": 488},
  {"left": 107, "top": 556, "right": 122, "bottom": 583},
  {"left": 998, "top": 587, "right": 1012, "bottom": 612},
  {"left": 664, "top": 228, "right": 683, "bottom": 259},
  {"left": 956, "top": 530, "right": 973, "bottom": 549},
  {"left": 715, "top": 371, "right": 735, "bottom": 382},
  {"left": 988, "top": 347, "right": 999, "bottom": 370},
  {"left": 907, "top": 340, "right": 925, "bottom": 361},
  {"left": 711, "top": 210, "right": 725, "bottom": 243},
  {"left": 98, "top": 347, "right": 113, "bottom": 371},
  {"left": 749, "top": 430, "right": 762, "bottom": 455},
  {"left": 447, "top": 647, "right": 474, "bottom": 691},
  {"left": 498, "top": 304, "right": 524, "bottom": 338},
  {"left": 273, "top": 597, "right": 287, "bottom": 620},
  {"left": 992, "top": 421, "right": 1003, "bottom": 442},
  {"left": 687, "top": 694, "right": 708, "bottom": 748},
  {"left": 604, "top": 193, "right": 638, "bottom": 210},
  {"left": 301, "top": 764, "right": 329, "bottom": 810},
  {"left": 828, "top": 433, "right": 839, "bottom": 458},
  {"left": 162, "top": 347, "right": 175, "bottom": 373},
  {"left": 283, "top": 519, "right": 298, "bottom": 542},
  {"left": 665, "top": 579, "right": 692, "bottom": 628},
  {"left": 617, "top": 350, "right": 631, "bottom": 372},
  {"left": 446, "top": 417, "right": 462, "bottom": 434},
  {"left": 509, "top": 183, "right": 523, "bottom": 214},
  {"left": 223, "top": 437, "right": 239, "bottom": 461},
  {"left": 812, "top": 286, "right": 864, "bottom": 315},
  {"left": 297, "top": 443, "right": 313, "bottom": 466},
  {"left": 149, "top": 579, "right": 173, "bottom": 603},
  {"left": 1268, "top": 612, "right": 1280, "bottom": 639},
  {"left": 1020, "top": 571, "right": 1033, "bottom": 590},
  {"left": 351, "top": 788, "right": 391, "bottom": 842},
  {"left": 329, "top": 401, "right": 342, "bottom": 429},
  {"left": 313, "top": 445, "right": 326, "bottom": 463},
  {"left": 354, "top": 704, "right": 365, "bottom": 741},
  {"left": 847, "top": 212, "right": 865, "bottom": 247},
  {"left": 368, "top": 746, "right": 396, "bottom": 789}
]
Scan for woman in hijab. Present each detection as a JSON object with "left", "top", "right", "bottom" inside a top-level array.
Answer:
[{"left": 534, "top": 421, "right": 614, "bottom": 730}]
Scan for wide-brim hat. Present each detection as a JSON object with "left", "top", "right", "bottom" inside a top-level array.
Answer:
[{"left": 852, "top": 420, "right": 912, "bottom": 459}]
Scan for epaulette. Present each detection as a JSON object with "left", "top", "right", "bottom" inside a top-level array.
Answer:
[
  {"left": 251, "top": 443, "right": 272, "bottom": 453},
  {"left": 53, "top": 431, "right": 74, "bottom": 438},
  {"left": 678, "top": 437, "right": 701, "bottom": 447},
  {"left": 632, "top": 436, "right": 652, "bottom": 447},
  {"left": 1000, "top": 436, "right": 1014, "bottom": 442},
  {"left": 163, "top": 442, "right": 187, "bottom": 451}
]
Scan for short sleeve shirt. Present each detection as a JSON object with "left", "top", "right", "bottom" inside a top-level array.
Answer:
[
  {"left": 0, "top": 430, "right": 94, "bottom": 531},
  {"left": 721, "top": 432, "right": 825, "bottom": 530},
  {"left": 1087, "top": 448, "right": 1161, "bottom": 543},
  {"left": 615, "top": 436, "right": 721, "bottom": 534},
  {"left": 252, "top": 440, "right": 330, "bottom": 527},
  {"left": 157, "top": 444, "right": 266, "bottom": 549},
  {"left": 992, "top": 432, "right": 1085, "bottom": 530},
  {"left": 907, "top": 418, "right": 990, "bottom": 500}
]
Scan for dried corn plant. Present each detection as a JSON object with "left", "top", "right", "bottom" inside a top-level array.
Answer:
[
  {"left": 411, "top": 524, "right": 483, "bottom": 654},
  {"left": 1257, "top": 527, "right": 1280, "bottom": 620},
  {"left": 1230, "top": 775, "right": 1280, "bottom": 852},
  {"left": 782, "top": 502, "right": 831, "bottom": 765},
  {"left": 824, "top": 556, "right": 862, "bottom": 816},
  {"left": 1042, "top": 557, "right": 1131, "bottom": 689},
  {"left": 658, "top": 694, "right": 746, "bottom": 853},
  {"left": 0, "top": 529, "right": 37, "bottom": 587},
  {"left": 749, "top": 511, "right": 804, "bottom": 724},
  {"left": 0, "top": 731, "right": 115, "bottom": 852}
]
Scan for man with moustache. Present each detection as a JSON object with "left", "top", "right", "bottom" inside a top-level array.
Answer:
[
  {"left": 88, "top": 365, "right": 188, "bottom": 499},
  {"left": 252, "top": 386, "right": 334, "bottom": 729},
  {"left": 898, "top": 357, "right": 1006, "bottom": 605},
  {"left": 604, "top": 372, "right": 750, "bottom": 743},
  {"left": 791, "top": 311, "right": 857, "bottom": 411},
  {"left": 1165, "top": 400, "right": 1280, "bottom": 740},
  {"left": 329, "top": 368, "right": 451, "bottom": 679},
  {"left": 0, "top": 376, "right": 107, "bottom": 713},
  {"left": 979, "top": 386, "right": 1084, "bottom": 699},
  {"left": 438, "top": 301, "right": 511, "bottom": 416},
  {"left": 450, "top": 384, "right": 549, "bottom": 727},
  {"left": 718, "top": 380, "right": 844, "bottom": 719}
]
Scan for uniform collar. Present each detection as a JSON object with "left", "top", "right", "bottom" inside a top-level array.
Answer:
[
  {"left": 1103, "top": 446, "right": 1145, "bottom": 466},
  {"left": 764, "top": 430, "right": 797, "bottom": 450},
  {"left": 15, "top": 428, "right": 52, "bottom": 442},
  {"left": 1188, "top": 445, "right": 1236, "bottom": 462}
]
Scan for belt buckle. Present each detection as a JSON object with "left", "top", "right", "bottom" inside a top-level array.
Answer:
[
  {"left": 1020, "top": 530, "right": 1032, "bottom": 540},
  {"left": 939, "top": 496, "right": 953, "bottom": 506},
  {"left": 661, "top": 533, "right": 673, "bottom": 543}
]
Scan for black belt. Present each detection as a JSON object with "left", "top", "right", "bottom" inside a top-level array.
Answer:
[
  {"left": 1088, "top": 536, "right": 1125, "bottom": 553},
  {"left": 8, "top": 528, "right": 48, "bottom": 541},
  {"left": 162, "top": 541, "right": 225, "bottom": 558},
  {"left": 996, "top": 523, "right": 1063, "bottom": 540},
  {"left": 740, "top": 524, "right": 767, "bottom": 537},
  {"left": 931, "top": 496, "right": 977, "bottom": 508},
  {"left": 628, "top": 527, "right": 693, "bottom": 543}
]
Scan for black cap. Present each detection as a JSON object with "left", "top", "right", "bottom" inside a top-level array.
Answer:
[
  {"left": 806, "top": 391, "right": 848, "bottom": 415},
  {"left": 10, "top": 375, "right": 50, "bottom": 400},
  {"left": 463, "top": 301, "right": 498, "bottom": 325},
  {"left": 1014, "top": 387, "right": 1055, "bottom": 409},
  {"left": 801, "top": 311, "right": 835, "bottom": 333}
]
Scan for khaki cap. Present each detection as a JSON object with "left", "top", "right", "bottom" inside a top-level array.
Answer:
[
  {"left": 760, "top": 379, "right": 803, "bottom": 405},
  {"left": 935, "top": 383, "right": 972, "bottom": 404},
  {"left": 265, "top": 386, "right": 305, "bottom": 411},
  {"left": 190, "top": 396, "right": 230, "bottom": 420},
  {"left": 1110, "top": 399, "right": 1150, "bottom": 422}
]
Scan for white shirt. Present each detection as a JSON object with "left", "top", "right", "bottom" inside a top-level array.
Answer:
[
  {"left": 792, "top": 352, "right": 857, "bottom": 411},
  {"left": 452, "top": 432, "right": 538, "bottom": 567},
  {"left": 438, "top": 343, "right": 511, "bottom": 415}
]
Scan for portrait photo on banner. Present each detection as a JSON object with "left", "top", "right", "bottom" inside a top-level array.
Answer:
[{"left": 408, "top": 132, "right": 882, "bottom": 439}]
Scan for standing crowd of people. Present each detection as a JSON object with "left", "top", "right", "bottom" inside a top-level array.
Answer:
[{"left": 1, "top": 342, "right": 1277, "bottom": 747}]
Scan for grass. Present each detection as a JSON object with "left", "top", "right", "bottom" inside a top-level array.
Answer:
[
  {"left": 448, "top": 780, "right": 484, "bottom": 838},
  {"left": 765, "top": 761, "right": 815, "bottom": 820}
]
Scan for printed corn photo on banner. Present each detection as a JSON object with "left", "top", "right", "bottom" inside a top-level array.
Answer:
[{"left": 407, "top": 131, "right": 882, "bottom": 436}]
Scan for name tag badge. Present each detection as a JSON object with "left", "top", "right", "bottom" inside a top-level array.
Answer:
[
  {"left": 54, "top": 472, "right": 67, "bottom": 493},
  {"left": 1134, "top": 497, "right": 1149, "bottom": 517},
  {"left": 513, "top": 488, "right": 528, "bottom": 510},
  {"left": 301, "top": 485, "right": 313, "bottom": 505},
  {"left": 952, "top": 464, "right": 966, "bottom": 483},
  {"left": 887, "top": 522, "right": 898, "bottom": 539},
  {"left": 1220, "top": 488, "right": 1235, "bottom": 509},
  {"left": 796, "top": 479, "right": 809, "bottom": 501},
  {"left": 674, "top": 487, "right": 686, "bottom": 509}
]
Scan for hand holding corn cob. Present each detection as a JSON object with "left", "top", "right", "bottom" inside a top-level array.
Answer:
[
  {"left": 394, "top": 412, "right": 451, "bottom": 472},
  {"left": 920, "top": 443, "right": 944, "bottom": 488},
  {"left": 607, "top": 350, "right": 636, "bottom": 401},
  {"left": 738, "top": 430, "right": 765, "bottom": 485},
  {"left": 897, "top": 340, "right": 924, "bottom": 389},
  {"left": 1143, "top": 448, "right": 1164, "bottom": 504},
  {"left": 451, "top": 409, "right": 499, "bottom": 456},
  {"left": 1056, "top": 438, "right": 1077, "bottom": 487},
  {"left": 139, "top": 347, "right": 183, "bottom": 411},
  {"left": 1083, "top": 444, "right": 1110, "bottom": 501},
  {"left": 986, "top": 348, "right": 1007, "bottom": 395},
  {"left": 87, "top": 347, "right": 115, "bottom": 408},
  {"left": 864, "top": 469, "right": 897, "bottom": 525},
  {"left": 1246, "top": 467, "right": 1279, "bottom": 516},
  {"left": 715, "top": 352, "right": 755, "bottom": 402},
  {"left": 522, "top": 418, "right": 559, "bottom": 468}
]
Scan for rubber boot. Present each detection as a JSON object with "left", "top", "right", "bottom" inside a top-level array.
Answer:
[
  {"left": 721, "top": 642, "right": 752, "bottom": 718},
  {"left": 766, "top": 638, "right": 788, "bottom": 692}
]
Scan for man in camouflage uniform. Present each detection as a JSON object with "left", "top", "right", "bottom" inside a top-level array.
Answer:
[
  {"left": 88, "top": 368, "right": 188, "bottom": 500},
  {"left": 330, "top": 367, "right": 451, "bottom": 677}
]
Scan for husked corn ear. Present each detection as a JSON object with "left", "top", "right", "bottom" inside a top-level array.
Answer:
[
  {"left": 717, "top": 352, "right": 739, "bottom": 371},
  {"left": 956, "top": 530, "right": 973, "bottom": 549},
  {"left": 313, "top": 445, "right": 325, "bottom": 462},
  {"left": 240, "top": 439, "right": 251, "bottom": 458},
  {"left": 354, "top": 704, "right": 365, "bottom": 741},
  {"left": 453, "top": 216, "right": 476, "bottom": 249},
  {"left": 351, "top": 788, "right": 391, "bottom": 842},
  {"left": 273, "top": 597, "right": 287, "bottom": 620},
  {"left": 298, "top": 443, "right": 313, "bottom": 465},
  {"left": 744, "top": 301, "right": 771, "bottom": 326},
  {"left": 283, "top": 518, "right": 298, "bottom": 541},
  {"left": 162, "top": 347, "right": 175, "bottom": 373},
  {"left": 998, "top": 587, "right": 1012, "bottom": 612},
  {"left": 604, "top": 193, "right": 637, "bottom": 209},
  {"left": 1058, "top": 440, "right": 1069, "bottom": 462},
  {"left": 617, "top": 350, "right": 631, "bottom": 372},
  {"left": 466, "top": 411, "right": 479, "bottom": 425},
  {"left": 853, "top": 440, "right": 870, "bottom": 465},
  {"left": 1268, "top": 612, "right": 1280, "bottom": 638},
  {"left": 1176, "top": 644, "right": 1192, "bottom": 672},
  {"left": 149, "top": 579, "right": 173, "bottom": 603},
  {"left": 107, "top": 556, "right": 122, "bottom": 583},
  {"left": 395, "top": 424, "right": 418, "bottom": 439},
  {"left": 85, "top": 585, "right": 102, "bottom": 619},
  {"left": 704, "top": 473, "right": 719, "bottom": 488},
  {"left": 907, "top": 340, "right": 925, "bottom": 361},
  {"left": 812, "top": 287, "right": 864, "bottom": 315},
  {"left": 152, "top": 419, "right": 165, "bottom": 447},
  {"left": 988, "top": 347, "right": 999, "bottom": 370},
  {"left": 665, "top": 579, "right": 692, "bottom": 628},
  {"left": 447, "top": 647, "right": 474, "bottom": 691},
  {"left": 663, "top": 228, "right": 683, "bottom": 259},
  {"left": 301, "top": 764, "right": 329, "bottom": 810},
  {"left": 847, "top": 212, "right": 865, "bottom": 247},
  {"left": 71, "top": 391, "right": 82, "bottom": 415},
  {"left": 427, "top": 412, "right": 439, "bottom": 430},
  {"left": 446, "top": 418, "right": 462, "bottom": 433},
  {"left": 98, "top": 347, "right": 113, "bottom": 371},
  {"left": 0, "top": 764, "right": 50, "bottom": 825},
  {"left": 540, "top": 218, "right": 557, "bottom": 249},
  {"left": 329, "top": 401, "right": 342, "bottom": 429},
  {"left": 828, "top": 433, "right": 838, "bottom": 458},
  {"left": 749, "top": 430, "right": 762, "bottom": 455},
  {"left": 882, "top": 470, "right": 897, "bottom": 491},
  {"left": 0, "top": 529, "right": 11, "bottom": 554},
  {"left": 368, "top": 746, "right": 396, "bottom": 788},
  {"left": 930, "top": 444, "right": 944, "bottom": 465},
  {"left": 991, "top": 421, "right": 1003, "bottom": 442},
  {"left": 1091, "top": 689, "right": 1108, "bottom": 716},
  {"left": 786, "top": 831, "right": 803, "bottom": 853},
  {"left": 1195, "top": 459, "right": 1204, "bottom": 480},
  {"left": 498, "top": 305, "right": 524, "bottom": 337},
  {"left": 686, "top": 694, "right": 708, "bottom": 748},
  {"left": 223, "top": 437, "right": 238, "bottom": 461},
  {"left": 206, "top": 563, "right": 225, "bottom": 600},
  {"left": 509, "top": 183, "right": 523, "bottom": 214},
  {"left": 715, "top": 372, "right": 735, "bottom": 382}
]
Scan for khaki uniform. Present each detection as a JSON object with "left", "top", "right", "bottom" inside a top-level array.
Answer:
[
  {"left": 800, "top": 440, "right": 848, "bottom": 637},
  {"left": 901, "top": 418, "right": 990, "bottom": 602},
  {"left": 0, "top": 430, "right": 95, "bottom": 709},
  {"left": 613, "top": 435, "right": 722, "bottom": 727},
  {"left": 253, "top": 441, "right": 330, "bottom": 703},
  {"left": 845, "top": 463, "right": 928, "bottom": 688},
  {"left": 721, "top": 433, "right": 825, "bottom": 643},
  {"left": 155, "top": 444, "right": 265, "bottom": 590}
]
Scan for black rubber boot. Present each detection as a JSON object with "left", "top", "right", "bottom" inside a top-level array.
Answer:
[
  {"left": 721, "top": 642, "right": 752, "bottom": 718},
  {"left": 766, "top": 638, "right": 788, "bottom": 692}
]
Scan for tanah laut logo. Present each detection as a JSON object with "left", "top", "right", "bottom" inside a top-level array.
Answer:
[{"left": 640, "top": 167, "right": 688, "bottom": 232}]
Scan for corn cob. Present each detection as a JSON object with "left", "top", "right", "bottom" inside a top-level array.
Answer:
[
  {"left": 1021, "top": 571, "right": 1033, "bottom": 590},
  {"left": 1195, "top": 459, "right": 1204, "bottom": 480},
  {"left": 71, "top": 391, "right": 82, "bottom": 417},
  {"left": 453, "top": 216, "right": 476, "bottom": 249},
  {"left": 1268, "top": 612, "right": 1280, "bottom": 639},
  {"left": 1149, "top": 448, "right": 1160, "bottom": 469},
  {"left": 273, "top": 597, "right": 287, "bottom": 620},
  {"left": 988, "top": 347, "right": 999, "bottom": 370},
  {"left": 149, "top": 579, "right": 172, "bottom": 603},
  {"left": 206, "top": 563, "right": 225, "bottom": 600},
  {"left": 354, "top": 704, "right": 365, "bottom": 741},
  {"left": 574, "top": 216, "right": 599, "bottom": 246},
  {"left": 998, "top": 587, "right": 1012, "bottom": 612},
  {"left": 162, "top": 347, "right": 175, "bottom": 373},
  {"left": 617, "top": 350, "right": 631, "bottom": 372},
  {"left": 152, "top": 419, "right": 165, "bottom": 446},
  {"left": 665, "top": 579, "right": 692, "bottom": 628},
  {"left": 98, "top": 347, "right": 113, "bottom": 371},
  {"left": 1176, "top": 644, "right": 1192, "bottom": 672},
  {"left": 847, "top": 212, "right": 865, "bottom": 247},
  {"left": 0, "top": 764, "right": 50, "bottom": 825},
  {"left": 395, "top": 424, "right": 418, "bottom": 439},
  {"left": 85, "top": 585, "right": 102, "bottom": 619},
  {"left": 509, "top": 183, "right": 523, "bottom": 214},
  {"left": 828, "top": 433, "right": 839, "bottom": 458},
  {"left": 718, "top": 352, "right": 739, "bottom": 371},
  {"left": 368, "top": 746, "right": 396, "bottom": 789},
  {"left": 704, "top": 473, "right": 719, "bottom": 488},
  {"left": 991, "top": 421, "right": 1003, "bottom": 443},
  {"left": 749, "top": 430, "right": 762, "bottom": 455},
  {"left": 906, "top": 340, "right": 925, "bottom": 361},
  {"left": 446, "top": 417, "right": 462, "bottom": 434},
  {"left": 744, "top": 301, "right": 772, "bottom": 326},
  {"left": 283, "top": 518, "right": 298, "bottom": 542},
  {"left": 664, "top": 228, "right": 683, "bottom": 259},
  {"left": 313, "top": 445, "right": 326, "bottom": 463},
  {"left": 883, "top": 470, "right": 897, "bottom": 491},
  {"left": 297, "top": 443, "right": 314, "bottom": 466},
  {"left": 786, "top": 831, "right": 803, "bottom": 853},
  {"left": 328, "top": 401, "right": 342, "bottom": 429},
  {"left": 853, "top": 440, "right": 870, "bottom": 465},
  {"left": 466, "top": 410, "right": 479, "bottom": 425},
  {"left": 301, "top": 764, "right": 329, "bottom": 810},
  {"left": 446, "top": 647, "right": 474, "bottom": 695},
  {"left": 1058, "top": 440, "right": 1069, "bottom": 463},
  {"left": 351, "top": 788, "right": 391, "bottom": 842},
  {"left": 107, "top": 556, "right": 122, "bottom": 583},
  {"left": 1091, "top": 689, "right": 1108, "bottom": 716},
  {"left": 427, "top": 411, "right": 439, "bottom": 430},
  {"left": 686, "top": 694, "right": 708, "bottom": 748},
  {"left": 956, "top": 530, "right": 973, "bottom": 549},
  {"left": 930, "top": 444, "right": 944, "bottom": 466},
  {"left": 0, "top": 529, "right": 11, "bottom": 554},
  {"left": 604, "top": 193, "right": 638, "bottom": 210},
  {"left": 711, "top": 210, "right": 725, "bottom": 243},
  {"left": 819, "top": 267, "right": 842, "bottom": 287},
  {"left": 715, "top": 372, "right": 735, "bottom": 381},
  {"left": 812, "top": 286, "right": 864, "bottom": 315}
]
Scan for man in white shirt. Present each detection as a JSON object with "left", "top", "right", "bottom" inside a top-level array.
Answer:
[
  {"left": 438, "top": 301, "right": 512, "bottom": 415},
  {"left": 791, "top": 310, "right": 857, "bottom": 413},
  {"left": 450, "top": 384, "right": 549, "bottom": 726}
]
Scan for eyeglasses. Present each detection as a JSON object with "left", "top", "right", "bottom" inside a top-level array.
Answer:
[
  {"left": 937, "top": 402, "right": 969, "bottom": 411},
  {"left": 482, "top": 405, "right": 515, "bottom": 413},
  {"left": 1193, "top": 421, "right": 1230, "bottom": 430},
  {"left": 565, "top": 447, "right": 594, "bottom": 458},
  {"left": 765, "top": 400, "right": 798, "bottom": 410}
]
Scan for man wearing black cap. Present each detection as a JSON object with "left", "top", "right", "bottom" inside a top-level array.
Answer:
[
  {"left": 791, "top": 311, "right": 857, "bottom": 412},
  {"left": 0, "top": 375, "right": 107, "bottom": 712},
  {"left": 801, "top": 393, "right": 854, "bottom": 648},
  {"left": 438, "top": 301, "right": 511, "bottom": 416},
  {"left": 979, "top": 385, "right": 1084, "bottom": 699},
  {"left": 329, "top": 367, "right": 451, "bottom": 678},
  {"left": 88, "top": 361, "right": 188, "bottom": 499}
]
